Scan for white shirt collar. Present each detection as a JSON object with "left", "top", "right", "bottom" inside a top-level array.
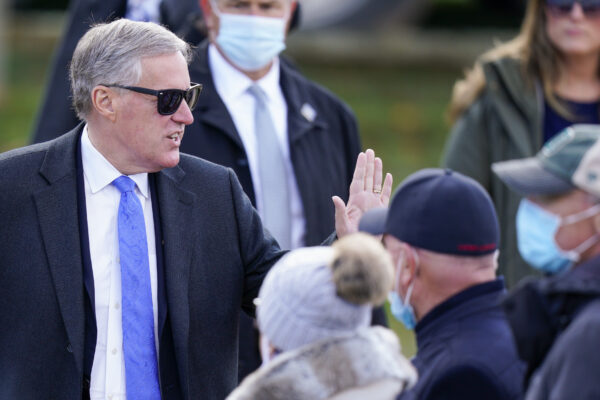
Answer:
[
  {"left": 208, "top": 43, "right": 281, "bottom": 104},
  {"left": 81, "top": 124, "right": 149, "bottom": 198}
]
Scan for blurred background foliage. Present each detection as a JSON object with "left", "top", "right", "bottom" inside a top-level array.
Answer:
[{"left": 0, "top": 0, "right": 524, "bottom": 356}]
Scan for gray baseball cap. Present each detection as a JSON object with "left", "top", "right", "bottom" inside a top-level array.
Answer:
[{"left": 492, "top": 125, "right": 600, "bottom": 197}]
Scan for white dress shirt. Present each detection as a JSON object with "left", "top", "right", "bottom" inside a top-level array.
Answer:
[
  {"left": 209, "top": 44, "right": 306, "bottom": 248},
  {"left": 81, "top": 126, "right": 158, "bottom": 400}
]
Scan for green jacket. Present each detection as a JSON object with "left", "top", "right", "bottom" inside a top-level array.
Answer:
[{"left": 442, "top": 57, "right": 543, "bottom": 287}]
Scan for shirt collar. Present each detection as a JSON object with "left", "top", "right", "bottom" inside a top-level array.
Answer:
[
  {"left": 208, "top": 43, "right": 281, "bottom": 104},
  {"left": 81, "top": 124, "right": 149, "bottom": 198}
]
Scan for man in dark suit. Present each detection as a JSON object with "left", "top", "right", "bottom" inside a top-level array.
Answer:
[
  {"left": 184, "top": 0, "right": 360, "bottom": 249},
  {"left": 30, "top": 0, "right": 201, "bottom": 144},
  {"left": 181, "top": 0, "right": 366, "bottom": 378},
  {"left": 0, "top": 19, "right": 391, "bottom": 399}
]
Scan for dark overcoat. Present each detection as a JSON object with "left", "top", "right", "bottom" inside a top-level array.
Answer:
[{"left": 0, "top": 126, "right": 283, "bottom": 399}]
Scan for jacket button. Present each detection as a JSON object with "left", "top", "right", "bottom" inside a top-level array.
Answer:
[
  {"left": 67, "top": 344, "right": 73, "bottom": 353},
  {"left": 237, "top": 158, "right": 248, "bottom": 167}
]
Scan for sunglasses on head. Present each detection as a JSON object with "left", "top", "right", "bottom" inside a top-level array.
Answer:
[
  {"left": 104, "top": 83, "right": 203, "bottom": 115},
  {"left": 546, "top": 0, "right": 600, "bottom": 16}
]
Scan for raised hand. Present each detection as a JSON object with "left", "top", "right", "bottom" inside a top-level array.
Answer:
[{"left": 333, "top": 149, "right": 393, "bottom": 238}]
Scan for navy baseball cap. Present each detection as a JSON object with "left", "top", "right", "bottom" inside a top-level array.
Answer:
[{"left": 359, "top": 169, "right": 499, "bottom": 256}]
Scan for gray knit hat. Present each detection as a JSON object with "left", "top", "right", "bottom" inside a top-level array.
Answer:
[{"left": 256, "top": 234, "right": 393, "bottom": 352}]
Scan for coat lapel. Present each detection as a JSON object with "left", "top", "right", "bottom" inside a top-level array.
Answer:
[
  {"left": 34, "top": 129, "right": 85, "bottom": 377},
  {"left": 279, "top": 62, "right": 327, "bottom": 144},
  {"left": 155, "top": 165, "right": 196, "bottom": 396},
  {"left": 486, "top": 58, "right": 540, "bottom": 156}
]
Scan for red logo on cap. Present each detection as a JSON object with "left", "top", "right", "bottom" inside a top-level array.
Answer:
[{"left": 457, "top": 243, "right": 497, "bottom": 252}]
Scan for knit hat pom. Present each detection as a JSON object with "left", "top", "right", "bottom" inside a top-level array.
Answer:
[{"left": 331, "top": 233, "right": 394, "bottom": 306}]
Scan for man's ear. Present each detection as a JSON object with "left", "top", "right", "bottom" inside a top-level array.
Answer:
[
  {"left": 91, "top": 85, "right": 117, "bottom": 122},
  {"left": 201, "top": 0, "right": 218, "bottom": 40},
  {"left": 290, "top": 1, "right": 298, "bottom": 17},
  {"left": 199, "top": 0, "right": 211, "bottom": 17},
  {"left": 399, "top": 246, "right": 417, "bottom": 290},
  {"left": 285, "top": 1, "right": 299, "bottom": 34},
  {"left": 592, "top": 210, "right": 600, "bottom": 234}
]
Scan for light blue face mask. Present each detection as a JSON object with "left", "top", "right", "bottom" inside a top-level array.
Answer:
[
  {"left": 389, "top": 250, "right": 417, "bottom": 330},
  {"left": 211, "top": 0, "right": 287, "bottom": 71},
  {"left": 516, "top": 199, "right": 600, "bottom": 275},
  {"left": 389, "top": 282, "right": 416, "bottom": 330}
]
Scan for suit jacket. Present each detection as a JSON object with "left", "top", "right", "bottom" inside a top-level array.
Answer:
[
  {"left": 182, "top": 41, "right": 362, "bottom": 247},
  {"left": 30, "top": 0, "right": 201, "bottom": 144},
  {"left": 0, "top": 125, "right": 284, "bottom": 399}
]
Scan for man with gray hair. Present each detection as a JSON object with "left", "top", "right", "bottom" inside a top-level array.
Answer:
[
  {"left": 30, "top": 0, "right": 202, "bottom": 144},
  {"left": 0, "top": 19, "right": 390, "bottom": 399}
]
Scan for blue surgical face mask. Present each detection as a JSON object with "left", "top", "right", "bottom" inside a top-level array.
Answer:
[
  {"left": 389, "top": 250, "right": 417, "bottom": 330},
  {"left": 389, "top": 282, "right": 416, "bottom": 330},
  {"left": 516, "top": 199, "right": 600, "bottom": 275},
  {"left": 211, "top": 0, "right": 287, "bottom": 71}
]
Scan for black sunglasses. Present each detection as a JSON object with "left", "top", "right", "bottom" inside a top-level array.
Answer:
[
  {"left": 546, "top": 0, "right": 600, "bottom": 16},
  {"left": 103, "top": 83, "right": 202, "bottom": 115}
]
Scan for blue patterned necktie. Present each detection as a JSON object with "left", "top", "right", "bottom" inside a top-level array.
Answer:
[
  {"left": 248, "top": 84, "right": 292, "bottom": 249},
  {"left": 112, "top": 176, "right": 161, "bottom": 400}
]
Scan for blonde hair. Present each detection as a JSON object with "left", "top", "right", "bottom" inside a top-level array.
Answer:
[{"left": 448, "top": 0, "right": 600, "bottom": 122}]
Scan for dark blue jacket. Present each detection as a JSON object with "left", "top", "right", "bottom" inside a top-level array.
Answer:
[
  {"left": 398, "top": 279, "right": 525, "bottom": 400},
  {"left": 503, "top": 255, "right": 600, "bottom": 399}
]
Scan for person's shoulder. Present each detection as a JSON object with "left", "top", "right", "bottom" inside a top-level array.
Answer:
[
  {"left": 161, "top": 154, "right": 241, "bottom": 204},
  {"left": 481, "top": 55, "right": 523, "bottom": 73},
  {"left": 564, "top": 299, "right": 600, "bottom": 339},
  {"left": 0, "top": 141, "right": 49, "bottom": 164},
  {"left": 0, "top": 130, "right": 79, "bottom": 190},
  {"left": 177, "top": 152, "right": 231, "bottom": 178},
  {"left": 480, "top": 55, "right": 530, "bottom": 97},
  {"left": 547, "top": 300, "right": 600, "bottom": 363},
  {"left": 580, "top": 298, "right": 600, "bottom": 316},
  {"left": 0, "top": 135, "right": 66, "bottom": 174},
  {"left": 525, "top": 299, "right": 600, "bottom": 400}
]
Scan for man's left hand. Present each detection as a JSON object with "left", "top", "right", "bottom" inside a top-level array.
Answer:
[{"left": 333, "top": 149, "right": 393, "bottom": 238}]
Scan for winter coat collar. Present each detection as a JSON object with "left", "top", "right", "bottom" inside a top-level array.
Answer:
[
  {"left": 226, "top": 327, "right": 417, "bottom": 400},
  {"left": 415, "top": 278, "right": 506, "bottom": 348}
]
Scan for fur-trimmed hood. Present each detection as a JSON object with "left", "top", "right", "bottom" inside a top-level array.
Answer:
[{"left": 226, "top": 327, "right": 417, "bottom": 400}]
